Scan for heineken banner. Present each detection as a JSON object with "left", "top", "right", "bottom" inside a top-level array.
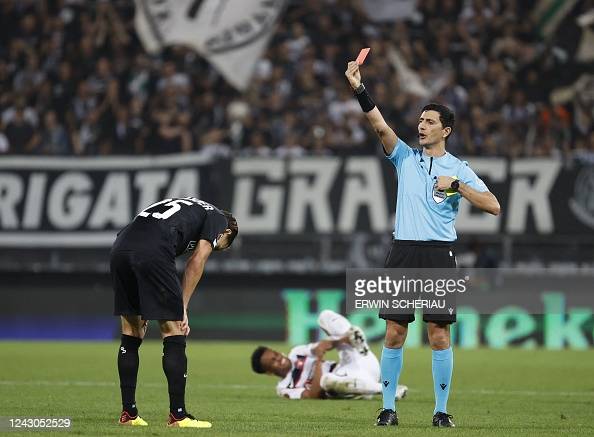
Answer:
[
  {"left": 2, "top": 272, "right": 593, "bottom": 349},
  {"left": 0, "top": 154, "right": 593, "bottom": 246}
]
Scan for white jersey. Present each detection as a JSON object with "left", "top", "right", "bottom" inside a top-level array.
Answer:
[{"left": 276, "top": 344, "right": 336, "bottom": 399}]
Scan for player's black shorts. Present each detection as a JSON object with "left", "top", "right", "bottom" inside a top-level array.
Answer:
[
  {"left": 111, "top": 248, "right": 183, "bottom": 321},
  {"left": 379, "top": 239, "right": 457, "bottom": 324}
]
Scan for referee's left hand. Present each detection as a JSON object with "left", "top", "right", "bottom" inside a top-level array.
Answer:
[{"left": 436, "top": 176, "right": 455, "bottom": 191}]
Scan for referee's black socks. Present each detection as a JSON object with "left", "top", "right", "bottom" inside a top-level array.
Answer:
[
  {"left": 118, "top": 334, "right": 142, "bottom": 416},
  {"left": 162, "top": 335, "right": 188, "bottom": 418}
]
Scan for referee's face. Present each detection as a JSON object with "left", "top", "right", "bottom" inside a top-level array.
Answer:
[{"left": 418, "top": 110, "right": 448, "bottom": 147}]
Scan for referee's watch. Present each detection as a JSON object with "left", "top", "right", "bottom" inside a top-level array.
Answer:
[{"left": 450, "top": 179, "right": 460, "bottom": 192}]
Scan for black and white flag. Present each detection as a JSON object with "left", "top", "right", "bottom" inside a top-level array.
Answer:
[{"left": 134, "top": 0, "right": 286, "bottom": 91}]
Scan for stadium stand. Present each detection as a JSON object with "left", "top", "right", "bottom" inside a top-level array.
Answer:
[{"left": 1, "top": 0, "right": 592, "bottom": 158}]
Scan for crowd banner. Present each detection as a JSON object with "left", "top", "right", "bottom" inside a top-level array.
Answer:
[{"left": 0, "top": 155, "right": 593, "bottom": 246}]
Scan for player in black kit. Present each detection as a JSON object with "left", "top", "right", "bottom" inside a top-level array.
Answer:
[{"left": 111, "top": 197, "right": 238, "bottom": 428}]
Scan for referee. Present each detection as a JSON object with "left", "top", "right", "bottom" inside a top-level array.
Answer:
[{"left": 345, "top": 61, "right": 500, "bottom": 428}]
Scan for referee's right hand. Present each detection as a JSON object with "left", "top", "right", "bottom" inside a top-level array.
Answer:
[{"left": 345, "top": 61, "right": 362, "bottom": 90}]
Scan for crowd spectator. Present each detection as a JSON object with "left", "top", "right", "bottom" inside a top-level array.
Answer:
[{"left": 0, "top": 0, "right": 592, "bottom": 158}]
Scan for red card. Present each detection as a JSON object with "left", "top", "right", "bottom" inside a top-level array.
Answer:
[{"left": 356, "top": 47, "right": 371, "bottom": 65}]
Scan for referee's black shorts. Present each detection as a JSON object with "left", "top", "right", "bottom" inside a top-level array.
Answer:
[{"left": 379, "top": 239, "right": 457, "bottom": 324}]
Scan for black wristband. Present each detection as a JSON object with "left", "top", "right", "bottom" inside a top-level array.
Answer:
[{"left": 354, "top": 83, "right": 376, "bottom": 113}]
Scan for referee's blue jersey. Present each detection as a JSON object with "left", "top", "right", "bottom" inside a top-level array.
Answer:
[{"left": 387, "top": 138, "right": 488, "bottom": 242}]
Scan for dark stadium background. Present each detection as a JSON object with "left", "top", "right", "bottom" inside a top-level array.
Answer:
[{"left": 1, "top": 0, "right": 593, "bottom": 350}]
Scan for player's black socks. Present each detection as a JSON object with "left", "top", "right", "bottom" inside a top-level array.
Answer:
[
  {"left": 162, "top": 335, "right": 187, "bottom": 418},
  {"left": 117, "top": 334, "right": 142, "bottom": 416}
]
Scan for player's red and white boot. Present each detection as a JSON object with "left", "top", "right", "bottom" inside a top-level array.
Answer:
[
  {"left": 118, "top": 411, "right": 148, "bottom": 426},
  {"left": 167, "top": 412, "right": 212, "bottom": 428}
]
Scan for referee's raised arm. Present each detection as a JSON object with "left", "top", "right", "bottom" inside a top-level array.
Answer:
[{"left": 345, "top": 61, "right": 397, "bottom": 156}]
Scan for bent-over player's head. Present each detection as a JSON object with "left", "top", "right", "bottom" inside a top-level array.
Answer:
[
  {"left": 251, "top": 346, "right": 292, "bottom": 378},
  {"left": 418, "top": 103, "right": 455, "bottom": 148},
  {"left": 215, "top": 211, "right": 238, "bottom": 251}
]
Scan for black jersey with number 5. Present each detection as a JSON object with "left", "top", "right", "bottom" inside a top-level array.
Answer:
[{"left": 113, "top": 197, "right": 229, "bottom": 256}]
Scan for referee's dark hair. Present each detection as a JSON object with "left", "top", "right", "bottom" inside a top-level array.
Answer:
[
  {"left": 422, "top": 103, "right": 455, "bottom": 142},
  {"left": 251, "top": 346, "right": 269, "bottom": 374},
  {"left": 221, "top": 210, "right": 239, "bottom": 245}
]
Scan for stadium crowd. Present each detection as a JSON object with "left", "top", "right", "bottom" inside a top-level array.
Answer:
[{"left": 0, "top": 0, "right": 592, "bottom": 158}]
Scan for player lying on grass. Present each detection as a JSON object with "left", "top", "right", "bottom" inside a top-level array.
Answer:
[{"left": 251, "top": 310, "right": 408, "bottom": 400}]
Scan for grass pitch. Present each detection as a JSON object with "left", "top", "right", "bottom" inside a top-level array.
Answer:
[{"left": 1, "top": 341, "right": 593, "bottom": 436}]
